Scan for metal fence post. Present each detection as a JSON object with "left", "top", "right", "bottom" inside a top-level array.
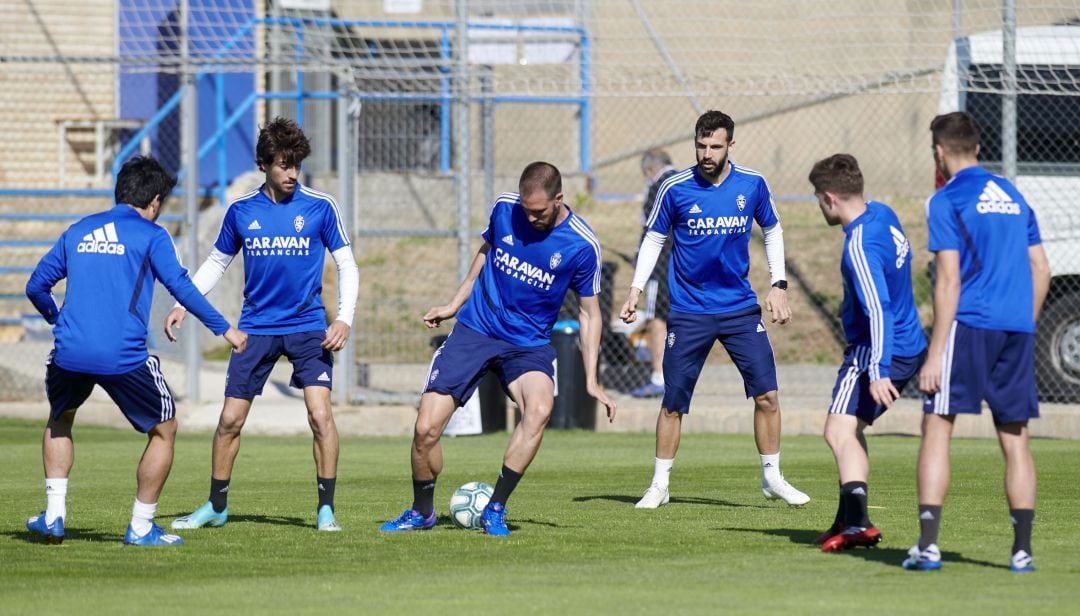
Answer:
[
  {"left": 181, "top": 0, "right": 201, "bottom": 403},
  {"left": 455, "top": 0, "right": 472, "bottom": 282}
]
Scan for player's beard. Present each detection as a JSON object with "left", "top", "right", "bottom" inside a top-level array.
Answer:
[{"left": 697, "top": 154, "right": 727, "bottom": 182}]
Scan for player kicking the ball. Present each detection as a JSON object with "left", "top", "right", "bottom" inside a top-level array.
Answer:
[{"left": 379, "top": 162, "right": 615, "bottom": 536}]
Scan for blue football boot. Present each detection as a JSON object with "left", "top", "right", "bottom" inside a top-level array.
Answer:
[
  {"left": 26, "top": 512, "right": 64, "bottom": 545},
  {"left": 171, "top": 501, "right": 228, "bottom": 529},
  {"left": 1010, "top": 550, "right": 1036, "bottom": 573},
  {"left": 901, "top": 543, "right": 942, "bottom": 571},
  {"left": 317, "top": 505, "right": 342, "bottom": 532},
  {"left": 379, "top": 508, "right": 436, "bottom": 532},
  {"left": 481, "top": 502, "right": 510, "bottom": 537},
  {"left": 124, "top": 523, "right": 184, "bottom": 546}
]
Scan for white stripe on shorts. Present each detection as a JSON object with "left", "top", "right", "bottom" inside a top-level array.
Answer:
[
  {"left": 932, "top": 321, "right": 958, "bottom": 415},
  {"left": 829, "top": 346, "right": 868, "bottom": 415},
  {"left": 146, "top": 356, "right": 174, "bottom": 422}
]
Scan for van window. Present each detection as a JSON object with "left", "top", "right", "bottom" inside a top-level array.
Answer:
[{"left": 964, "top": 64, "right": 1080, "bottom": 171}]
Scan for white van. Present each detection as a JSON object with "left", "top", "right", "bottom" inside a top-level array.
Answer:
[{"left": 940, "top": 23, "right": 1080, "bottom": 401}]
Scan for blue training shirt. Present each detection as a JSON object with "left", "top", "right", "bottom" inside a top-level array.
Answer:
[
  {"left": 926, "top": 166, "right": 1042, "bottom": 333},
  {"left": 214, "top": 184, "right": 350, "bottom": 335},
  {"left": 26, "top": 205, "right": 230, "bottom": 375},
  {"left": 456, "top": 194, "right": 602, "bottom": 347},
  {"left": 840, "top": 201, "right": 927, "bottom": 380},
  {"left": 646, "top": 164, "right": 780, "bottom": 315}
]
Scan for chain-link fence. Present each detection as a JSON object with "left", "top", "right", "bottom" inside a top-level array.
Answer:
[{"left": 2, "top": 1, "right": 1078, "bottom": 406}]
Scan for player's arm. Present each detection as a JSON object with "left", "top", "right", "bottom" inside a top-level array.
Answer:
[
  {"left": 423, "top": 243, "right": 490, "bottom": 329},
  {"left": 149, "top": 231, "right": 246, "bottom": 352},
  {"left": 25, "top": 234, "right": 68, "bottom": 325},
  {"left": 1030, "top": 244, "right": 1050, "bottom": 322},
  {"left": 849, "top": 239, "right": 899, "bottom": 406},
  {"left": 578, "top": 293, "right": 616, "bottom": 422},
  {"left": 761, "top": 222, "right": 791, "bottom": 325},
  {"left": 918, "top": 250, "right": 960, "bottom": 395},
  {"left": 620, "top": 230, "right": 666, "bottom": 323},
  {"left": 322, "top": 245, "right": 359, "bottom": 351}
]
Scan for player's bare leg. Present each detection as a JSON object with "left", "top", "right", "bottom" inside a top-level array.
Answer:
[
  {"left": 305, "top": 386, "right": 339, "bottom": 478},
  {"left": 136, "top": 419, "right": 177, "bottom": 504},
  {"left": 27, "top": 410, "right": 76, "bottom": 543},
  {"left": 171, "top": 397, "right": 252, "bottom": 529},
  {"left": 821, "top": 414, "right": 879, "bottom": 551},
  {"left": 755, "top": 390, "right": 809, "bottom": 505},
  {"left": 502, "top": 371, "right": 555, "bottom": 473},
  {"left": 305, "top": 385, "right": 341, "bottom": 530},
  {"left": 635, "top": 409, "right": 681, "bottom": 509},
  {"left": 212, "top": 396, "right": 254, "bottom": 480},
  {"left": 478, "top": 371, "right": 554, "bottom": 536},
  {"left": 379, "top": 391, "right": 458, "bottom": 532},
  {"left": 997, "top": 421, "right": 1037, "bottom": 571},
  {"left": 903, "top": 413, "right": 955, "bottom": 569},
  {"left": 411, "top": 391, "right": 459, "bottom": 480}
]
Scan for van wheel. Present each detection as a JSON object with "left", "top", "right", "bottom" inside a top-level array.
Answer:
[{"left": 1036, "top": 293, "right": 1080, "bottom": 403}]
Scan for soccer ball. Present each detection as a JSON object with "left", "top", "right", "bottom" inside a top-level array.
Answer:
[{"left": 449, "top": 481, "right": 493, "bottom": 529}]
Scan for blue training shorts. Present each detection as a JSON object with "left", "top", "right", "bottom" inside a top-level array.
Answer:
[
  {"left": 425, "top": 323, "right": 555, "bottom": 405},
  {"left": 922, "top": 321, "right": 1039, "bottom": 425},
  {"left": 828, "top": 346, "right": 926, "bottom": 424},
  {"left": 661, "top": 307, "right": 777, "bottom": 413},
  {"left": 46, "top": 352, "right": 175, "bottom": 433},
  {"left": 225, "top": 330, "right": 333, "bottom": 399}
]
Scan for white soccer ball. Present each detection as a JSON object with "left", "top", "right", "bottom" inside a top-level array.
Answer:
[{"left": 449, "top": 481, "right": 493, "bottom": 529}]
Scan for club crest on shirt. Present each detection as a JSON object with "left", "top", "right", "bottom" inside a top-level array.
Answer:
[
  {"left": 736, "top": 194, "right": 747, "bottom": 211},
  {"left": 549, "top": 252, "right": 563, "bottom": 270},
  {"left": 293, "top": 215, "right": 305, "bottom": 233}
]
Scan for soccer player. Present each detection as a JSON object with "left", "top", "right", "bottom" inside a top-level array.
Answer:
[
  {"left": 167, "top": 117, "right": 359, "bottom": 532},
  {"left": 629, "top": 148, "right": 678, "bottom": 399},
  {"left": 903, "top": 112, "right": 1050, "bottom": 572},
  {"left": 620, "top": 110, "right": 809, "bottom": 508},
  {"left": 379, "top": 161, "right": 616, "bottom": 536},
  {"left": 807, "top": 154, "right": 926, "bottom": 552},
  {"left": 24, "top": 155, "right": 247, "bottom": 546}
]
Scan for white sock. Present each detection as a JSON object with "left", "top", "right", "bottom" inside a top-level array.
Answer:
[
  {"left": 760, "top": 453, "right": 782, "bottom": 484},
  {"left": 45, "top": 478, "right": 68, "bottom": 525},
  {"left": 651, "top": 457, "right": 674, "bottom": 488},
  {"left": 131, "top": 499, "right": 157, "bottom": 537},
  {"left": 650, "top": 372, "right": 665, "bottom": 386}
]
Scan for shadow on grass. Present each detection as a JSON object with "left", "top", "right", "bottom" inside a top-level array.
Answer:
[
  {"left": 720, "top": 526, "right": 1008, "bottom": 570},
  {"left": 2, "top": 527, "right": 119, "bottom": 544},
  {"left": 574, "top": 494, "right": 764, "bottom": 508},
  {"left": 200, "top": 510, "right": 308, "bottom": 525}
]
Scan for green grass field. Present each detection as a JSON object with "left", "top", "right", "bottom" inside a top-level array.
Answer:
[{"left": 1, "top": 418, "right": 1077, "bottom": 614}]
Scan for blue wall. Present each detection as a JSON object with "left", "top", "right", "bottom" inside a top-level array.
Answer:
[{"left": 118, "top": 0, "right": 256, "bottom": 193}]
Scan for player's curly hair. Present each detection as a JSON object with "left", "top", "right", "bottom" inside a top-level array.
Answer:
[
  {"left": 808, "top": 153, "right": 864, "bottom": 197},
  {"left": 256, "top": 116, "right": 312, "bottom": 169}
]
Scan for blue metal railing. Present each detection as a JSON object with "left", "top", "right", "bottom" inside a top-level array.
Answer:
[{"left": 106, "top": 16, "right": 591, "bottom": 207}]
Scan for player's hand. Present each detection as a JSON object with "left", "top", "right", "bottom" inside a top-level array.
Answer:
[
  {"left": 423, "top": 304, "right": 458, "bottom": 329},
  {"left": 587, "top": 383, "right": 617, "bottom": 423},
  {"left": 164, "top": 307, "right": 187, "bottom": 342},
  {"left": 764, "top": 287, "right": 792, "bottom": 324},
  {"left": 919, "top": 353, "right": 943, "bottom": 395},
  {"left": 223, "top": 327, "right": 248, "bottom": 353},
  {"left": 322, "top": 320, "right": 351, "bottom": 351},
  {"left": 869, "top": 377, "right": 900, "bottom": 408},
  {"left": 619, "top": 288, "right": 642, "bottom": 324}
]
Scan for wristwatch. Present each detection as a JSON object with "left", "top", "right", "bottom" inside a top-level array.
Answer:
[{"left": 771, "top": 280, "right": 788, "bottom": 290}]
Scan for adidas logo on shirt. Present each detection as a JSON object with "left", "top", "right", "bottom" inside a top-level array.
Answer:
[
  {"left": 77, "top": 222, "right": 126, "bottom": 255},
  {"left": 976, "top": 180, "right": 1021, "bottom": 215},
  {"left": 689, "top": 204, "right": 703, "bottom": 214},
  {"left": 317, "top": 372, "right": 331, "bottom": 382},
  {"left": 248, "top": 220, "right": 262, "bottom": 230},
  {"left": 502, "top": 234, "right": 514, "bottom": 246}
]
